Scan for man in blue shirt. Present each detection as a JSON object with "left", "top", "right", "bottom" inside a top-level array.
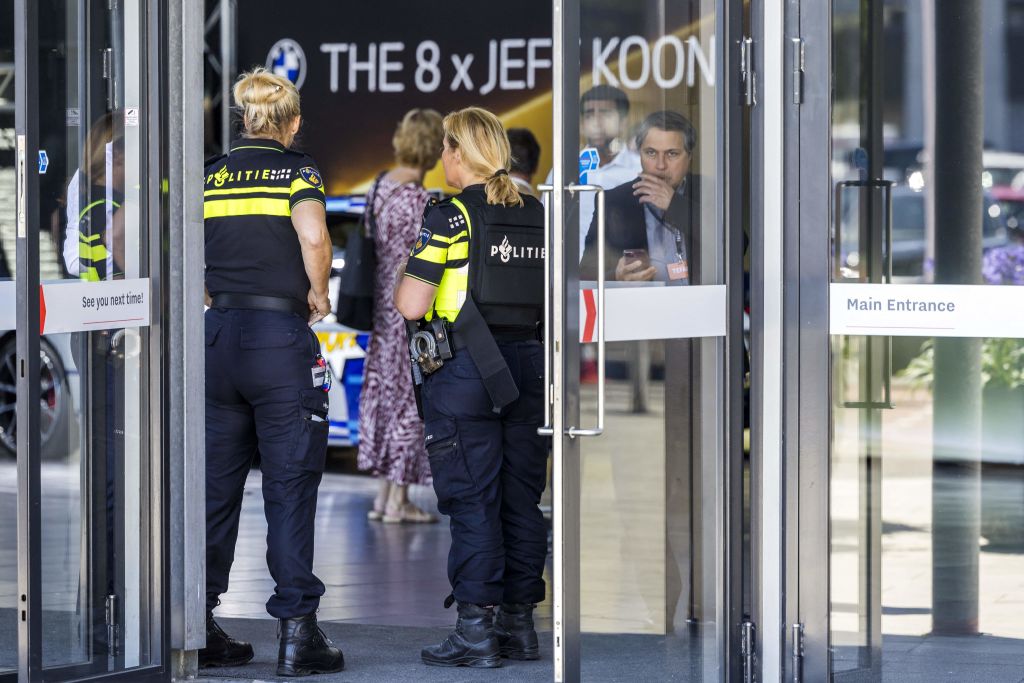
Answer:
[{"left": 580, "top": 110, "right": 700, "bottom": 284}]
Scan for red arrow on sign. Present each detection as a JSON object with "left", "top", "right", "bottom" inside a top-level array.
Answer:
[
  {"left": 581, "top": 289, "right": 597, "bottom": 343},
  {"left": 39, "top": 285, "right": 46, "bottom": 335}
]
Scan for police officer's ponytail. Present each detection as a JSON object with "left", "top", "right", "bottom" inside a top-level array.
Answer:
[
  {"left": 443, "top": 108, "right": 524, "bottom": 208},
  {"left": 233, "top": 68, "right": 301, "bottom": 143}
]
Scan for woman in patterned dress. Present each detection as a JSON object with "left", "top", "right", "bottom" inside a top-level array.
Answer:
[{"left": 358, "top": 109, "right": 444, "bottom": 523}]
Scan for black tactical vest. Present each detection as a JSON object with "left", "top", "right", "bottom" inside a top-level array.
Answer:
[{"left": 456, "top": 188, "right": 546, "bottom": 331}]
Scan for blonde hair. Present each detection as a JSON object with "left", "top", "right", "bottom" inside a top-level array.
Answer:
[
  {"left": 233, "top": 67, "right": 301, "bottom": 142},
  {"left": 443, "top": 107, "right": 523, "bottom": 207},
  {"left": 81, "top": 113, "right": 123, "bottom": 184},
  {"left": 393, "top": 109, "right": 444, "bottom": 171}
]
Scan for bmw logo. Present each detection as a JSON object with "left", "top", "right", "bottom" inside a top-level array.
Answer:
[{"left": 266, "top": 38, "right": 306, "bottom": 90}]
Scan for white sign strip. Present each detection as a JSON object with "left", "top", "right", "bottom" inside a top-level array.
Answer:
[
  {"left": 41, "top": 278, "right": 152, "bottom": 334},
  {"left": 580, "top": 284, "right": 727, "bottom": 343},
  {"left": 0, "top": 281, "right": 12, "bottom": 332},
  {"left": 831, "top": 283, "right": 1024, "bottom": 338}
]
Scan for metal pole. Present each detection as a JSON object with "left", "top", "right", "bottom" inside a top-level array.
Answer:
[
  {"left": 931, "top": 0, "right": 983, "bottom": 637},
  {"left": 168, "top": 0, "right": 207, "bottom": 674},
  {"left": 219, "top": 0, "right": 233, "bottom": 153}
]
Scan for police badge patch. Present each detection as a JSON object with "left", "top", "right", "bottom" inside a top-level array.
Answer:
[
  {"left": 412, "top": 227, "right": 432, "bottom": 255},
  {"left": 299, "top": 166, "right": 323, "bottom": 188}
]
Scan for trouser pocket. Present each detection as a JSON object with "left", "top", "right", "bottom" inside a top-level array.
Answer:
[
  {"left": 424, "top": 417, "right": 475, "bottom": 512},
  {"left": 294, "top": 389, "right": 329, "bottom": 473}
]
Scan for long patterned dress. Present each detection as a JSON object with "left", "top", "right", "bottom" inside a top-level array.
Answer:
[{"left": 356, "top": 177, "right": 432, "bottom": 486}]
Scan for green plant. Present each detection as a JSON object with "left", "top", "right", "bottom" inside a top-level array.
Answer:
[{"left": 899, "top": 338, "right": 1024, "bottom": 390}]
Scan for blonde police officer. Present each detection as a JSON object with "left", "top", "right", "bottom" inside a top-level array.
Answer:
[
  {"left": 201, "top": 68, "right": 342, "bottom": 677},
  {"left": 396, "top": 107, "right": 549, "bottom": 669}
]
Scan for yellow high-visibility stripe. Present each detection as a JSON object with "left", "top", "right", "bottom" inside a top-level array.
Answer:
[
  {"left": 290, "top": 177, "right": 325, "bottom": 196},
  {"left": 80, "top": 267, "right": 101, "bottom": 282},
  {"left": 204, "top": 197, "right": 290, "bottom": 218},
  {"left": 429, "top": 198, "right": 475, "bottom": 322},
  {"left": 81, "top": 233, "right": 101, "bottom": 243},
  {"left": 412, "top": 244, "right": 447, "bottom": 265},
  {"left": 430, "top": 230, "right": 468, "bottom": 245},
  {"left": 79, "top": 242, "right": 109, "bottom": 261},
  {"left": 449, "top": 198, "right": 473, "bottom": 237},
  {"left": 447, "top": 242, "right": 469, "bottom": 260},
  {"left": 204, "top": 186, "right": 290, "bottom": 197},
  {"left": 78, "top": 199, "right": 121, "bottom": 221},
  {"left": 232, "top": 145, "right": 283, "bottom": 153},
  {"left": 426, "top": 271, "right": 468, "bottom": 323}
]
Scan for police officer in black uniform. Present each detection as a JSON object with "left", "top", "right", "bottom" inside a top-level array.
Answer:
[
  {"left": 396, "top": 107, "right": 549, "bottom": 669},
  {"left": 200, "top": 68, "right": 343, "bottom": 677}
]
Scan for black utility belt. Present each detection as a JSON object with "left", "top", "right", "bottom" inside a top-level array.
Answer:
[{"left": 211, "top": 293, "right": 307, "bottom": 319}]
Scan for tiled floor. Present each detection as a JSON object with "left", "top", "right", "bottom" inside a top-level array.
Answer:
[{"left": 216, "top": 469, "right": 553, "bottom": 629}]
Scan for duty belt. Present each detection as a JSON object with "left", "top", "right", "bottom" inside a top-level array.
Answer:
[{"left": 211, "top": 293, "right": 308, "bottom": 319}]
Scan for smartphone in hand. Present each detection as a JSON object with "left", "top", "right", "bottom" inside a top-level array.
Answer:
[{"left": 622, "top": 248, "right": 650, "bottom": 269}]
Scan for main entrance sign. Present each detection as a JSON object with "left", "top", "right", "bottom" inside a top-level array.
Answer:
[{"left": 830, "top": 283, "right": 1024, "bottom": 338}]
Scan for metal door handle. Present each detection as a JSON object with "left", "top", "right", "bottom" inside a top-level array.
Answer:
[
  {"left": 833, "top": 179, "right": 894, "bottom": 282},
  {"left": 566, "top": 184, "right": 605, "bottom": 438},
  {"left": 834, "top": 179, "right": 895, "bottom": 409},
  {"left": 16, "top": 135, "right": 26, "bottom": 238},
  {"left": 538, "top": 184, "right": 555, "bottom": 437}
]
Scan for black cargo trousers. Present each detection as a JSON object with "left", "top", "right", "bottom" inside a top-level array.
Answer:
[
  {"left": 204, "top": 307, "right": 330, "bottom": 619},
  {"left": 421, "top": 339, "right": 550, "bottom": 607}
]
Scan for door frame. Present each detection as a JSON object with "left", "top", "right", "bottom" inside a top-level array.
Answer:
[
  {"left": 13, "top": 0, "right": 170, "bottom": 679},
  {"left": 548, "top": 0, "right": 748, "bottom": 680},
  {"left": 769, "top": 0, "right": 833, "bottom": 681}
]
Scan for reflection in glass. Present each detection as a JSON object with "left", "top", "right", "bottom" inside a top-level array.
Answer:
[
  {"left": 574, "top": 0, "right": 723, "bottom": 680},
  {"left": 33, "top": 0, "right": 153, "bottom": 676},
  {"left": 830, "top": 1, "right": 1024, "bottom": 679},
  {"left": 0, "top": 0, "right": 15, "bottom": 673}
]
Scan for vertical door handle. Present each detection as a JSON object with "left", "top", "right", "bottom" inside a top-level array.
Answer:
[
  {"left": 833, "top": 179, "right": 894, "bottom": 282},
  {"left": 16, "top": 135, "right": 26, "bottom": 238},
  {"left": 538, "top": 184, "right": 555, "bottom": 437},
  {"left": 834, "top": 179, "right": 895, "bottom": 409},
  {"left": 566, "top": 184, "right": 605, "bottom": 438}
]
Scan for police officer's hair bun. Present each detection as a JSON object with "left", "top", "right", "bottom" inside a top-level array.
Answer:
[
  {"left": 233, "top": 67, "right": 301, "bottom": 142},
  {"left": 443, "top": 107, "right": 524, "bottom": 208}
]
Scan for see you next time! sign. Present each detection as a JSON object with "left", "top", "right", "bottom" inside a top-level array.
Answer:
[{"left": 830, "top": 283, "right": 1024, "bottom": 338}]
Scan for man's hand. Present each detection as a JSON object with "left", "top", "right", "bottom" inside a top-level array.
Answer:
[
  {"left": 615, "top": 256, "right": 656, "bottom": 281},
  {"left": 632, "top": 173, "right": 675, "bottom": 212},
  {"left": 307, "top": 288, "right": 331, "bottom": 325}
]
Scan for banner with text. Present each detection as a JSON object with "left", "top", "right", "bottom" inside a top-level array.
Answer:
[{"left": 0, "top": 279, "right": 151, "bottom": 334}]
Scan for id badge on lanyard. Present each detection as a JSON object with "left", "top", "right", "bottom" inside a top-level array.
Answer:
[{"left": 667, "top": 228, "right": 689, "bottom": 282}]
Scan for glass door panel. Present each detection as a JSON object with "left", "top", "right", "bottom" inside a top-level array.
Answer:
[
  {"left": 0, "top": 1, "right": 16, "bottom": 673},
  {"left": 17, "top": 0, "right": 158, "bottom": 678},
  {"left": 551, "top": 0, "right": 741, "bottom": 679},
  {"left": 828, "top": 2, "right": 1024, "bottom": 680}
]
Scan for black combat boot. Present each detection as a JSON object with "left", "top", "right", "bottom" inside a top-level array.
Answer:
[
  {"left": 495, "top": 603, "right": 540, "bottom": 660},
  {"left": 276, "top": 612, "right": 344, "bottom": 677},
  {"left": 198, "top": 614, "right": 255, "bottom": 668},
  {"left": 421, "top": 602, "right": 502, "bottom": 668}
]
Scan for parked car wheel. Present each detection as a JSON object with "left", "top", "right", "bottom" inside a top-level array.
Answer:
[{"left": 0, "top": 335, "right": 72, "bottom": 460}]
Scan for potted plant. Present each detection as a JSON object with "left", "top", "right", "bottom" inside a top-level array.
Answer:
[{"left": 901, "top": 243, "right": 1024, "bottom": 549}]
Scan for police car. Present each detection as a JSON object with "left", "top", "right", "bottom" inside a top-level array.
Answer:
[{"left": 312, "top": 247, "right": 369, "bottom": 448}]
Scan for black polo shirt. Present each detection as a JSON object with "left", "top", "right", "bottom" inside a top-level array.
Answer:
[{"left": 203, "top": 138, "right": 326, "bottom": 307}]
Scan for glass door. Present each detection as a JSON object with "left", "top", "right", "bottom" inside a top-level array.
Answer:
[
  {"left": 547, "top": 0, "right": 746, "bottom": 680},
  {"left": 13, "top": 0, "right": 165, "bottom": 680},
  {"left": 793, "top": 1, "right": 1024, "bottom": 680}
]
